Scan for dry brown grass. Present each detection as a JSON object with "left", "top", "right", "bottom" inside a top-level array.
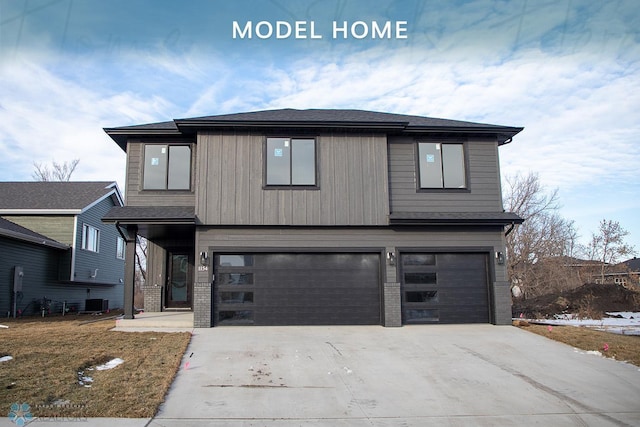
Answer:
[
  {"left": 0, "top": 313, "right": 190, "bottom": 418},
  {"left": 516, "top": 322, "right": 640, "bottom": 367}
]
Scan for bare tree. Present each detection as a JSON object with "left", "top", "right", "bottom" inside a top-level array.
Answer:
[
  {"left": 503, "top": 172, "right": 579, "bottom": 298},
  {"left": 134, "top": 236, "right": 147, "bottom": 309},
  {"left": 586, "top": 219, "right": 636, "bottom": 283},
  {"left": 32, "top": 159, "right": 80, "bottom": 181}
]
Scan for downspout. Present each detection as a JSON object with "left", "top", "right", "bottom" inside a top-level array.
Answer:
[
  {"left": 505, "top": 221, "right": 516, "bottom": 237},
  {"left": 70, "top": 216, "right": 78, "bottom": 281},
  {"left": 114, "top": 221, "right": 129, "bottom": 242}
]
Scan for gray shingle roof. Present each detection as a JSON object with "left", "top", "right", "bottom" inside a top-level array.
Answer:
[
  {"left": 0, "top": 182, "right": 121, "bottom": 211},
  {"left": 105, "top": 108, "right": 523, "bottom": 150},
  {"left": 621, "top": 257, "right": 640, "bottom": 272},
  {"left": 0, "top": 217, "right": 68, "bottom": 249},
  {"left": 179, "top": 109, "right": 509, "bottom": 128}
]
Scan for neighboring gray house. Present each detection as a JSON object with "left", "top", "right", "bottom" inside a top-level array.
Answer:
[
  {"left": 104, "top": 109, "right": 523, "bottom": 327},
  {"left": 0, "top": 182, "right": 125, "bottom": 316}
]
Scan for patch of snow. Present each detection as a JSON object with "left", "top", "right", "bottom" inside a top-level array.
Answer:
[
  {"left": 95, "top": 358, "right": 124, "bottom": 371},
  {"left": 0, "top": 356, "right": 13, "bottom": 362},
  {"left": 343, "top": 366, "right": 353, "bottom": 374},
  {"left": 606, "top": 312, "right": 637, "bottom": 319},
  {"left": 78, "top": 373, "right": 93, "bottom": 387},
  {"left": 525, "top": 312, "right": 640, "bottom": 335},
  {"left": 573, "top": 348, "right": 603, "bottom": 357},
  {"left": 0, "top": 325, "right": 8, "bottom": 328}
]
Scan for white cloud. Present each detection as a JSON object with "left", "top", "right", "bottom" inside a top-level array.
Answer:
[{"left": 0, "top": 60, "right": 175, "bottom": 189}]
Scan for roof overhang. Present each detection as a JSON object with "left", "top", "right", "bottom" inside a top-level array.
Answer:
[
  {"left": 389, "top": 212, "right": 524, "bottom": 226},
  {"left": 0, "top": 228, "right": 69, "bottom": 250},
  {"left": 104, "top": 127, "right": 183, "bottom": 151},
  {"left": 0, "top": 209, "right": 81, "bottom": 215},
  {"left": 102, "top": 206, "right": 196, "bottom": 240}
]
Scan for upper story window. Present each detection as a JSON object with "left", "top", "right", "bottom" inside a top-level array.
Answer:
[
  {"left": 82, "top": 224, "right": 100, "bottom": 252},
  {"left": 116, "top": 237, "right": 125, "bottom": 260},
  {"left": 418, "top": 142, "right": 466, "bottom": 189},
  {"left": 266, "top": 138, "right": 316, "bottom": 186},
  {"left": 143, "top": 144, "right": 191, "bottom": 190}
]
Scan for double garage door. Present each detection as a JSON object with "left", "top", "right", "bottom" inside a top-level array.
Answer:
[
  {"left": 214, "top": 253, "right": 381, "bottom": 326},
  {"left": 213, "top": 252, "right": 490, "bottom": 326}
]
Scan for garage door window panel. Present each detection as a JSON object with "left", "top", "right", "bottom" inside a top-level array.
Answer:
[
  {"left": 404, "top": 272, "right": 437, "bottom": 285},
  {"left": 218, "top": 273, "right": 254, "bottom": 286},
  {"left": 220, "top": 292, "right": 254, "bottom": 304},
  {"left": 406, "top": 309, "right": 439, "bottom": 323},
  {"left": 406, "top": 290, "right": 439, "bottom": 303},
  {"left": 219, "top": 310, "right": 253, "bottom": 324}
]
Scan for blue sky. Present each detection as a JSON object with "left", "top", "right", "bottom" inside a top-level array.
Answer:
[{"left": 1, "top": 0, "right": 639, "bottom": 254}]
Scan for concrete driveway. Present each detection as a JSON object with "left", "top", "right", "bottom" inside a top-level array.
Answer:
[{"left": 150, "top": 325, "right": 640, "bottom": 426}]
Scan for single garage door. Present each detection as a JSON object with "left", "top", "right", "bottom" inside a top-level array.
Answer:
[
  {"left": 214, "top": 253, "right": 381, "bottom": 326},
  {"left": 400, "top": 252, "right": 490, "bottom": 324}
]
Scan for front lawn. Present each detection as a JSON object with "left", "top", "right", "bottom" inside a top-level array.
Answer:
[
  {"left": 515, "top": 321, "right": 640, "bottom": 367},
  {"left": 0, "top": 314, "right": 190, "bottom": 418}
]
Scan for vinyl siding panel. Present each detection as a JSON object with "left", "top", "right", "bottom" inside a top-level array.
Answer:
[
  {"left": 125, "top": 141, "right": 196, "bottom": 207},
  {"left": 196, "top": 131, "right": 389, "bottom": 226},
  {"left": 388, "top": 137, "right": 504, "bottom": 213},
  {"left": 0, "top": 236, "right": 123, "bottom": 316},
  {"left": 73, "top": 198, "right": 125, "bottom": 285},
  {"left": 2, "top": 216, "right": 74, "bottom": 245}
]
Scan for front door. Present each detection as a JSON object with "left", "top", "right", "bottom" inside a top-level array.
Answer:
[{"left": 166, "top": 251, "right": 193, "bottom": 309}]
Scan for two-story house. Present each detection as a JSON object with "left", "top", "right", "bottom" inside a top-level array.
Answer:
[
  {"left": 0, "top": 181, "right": 125, "bottom": 316},
  {"left": 104, "top": 109, "right": 523, "bottom": 327}
]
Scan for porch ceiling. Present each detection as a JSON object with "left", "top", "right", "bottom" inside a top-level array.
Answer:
[{"left": 102, "top": 206, "right": 196, "bottom": 240}]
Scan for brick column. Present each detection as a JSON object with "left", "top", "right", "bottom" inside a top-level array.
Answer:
[
  {"left": 193, "top": 282, "right": 212, "bottom": 328},
  {"left": 383, "top": 282, "right": 402, "bottom": 327},
  {"left": 143, "top": 284, "right": 162, "bottom": 312},
  {"left": 492, "top": 281, "right": 512, "bottom": 325}
]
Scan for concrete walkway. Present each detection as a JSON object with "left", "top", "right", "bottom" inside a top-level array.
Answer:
[
  {"left": 3, "top": 325, "right": 638, "bottom": 426},
  {"left": 149, "top": 325, "right": 640, "bottom": 426}
]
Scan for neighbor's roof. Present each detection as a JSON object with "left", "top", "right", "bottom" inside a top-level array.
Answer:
[
  {"left": 105, "top": 108, "right": 524, "bottom": 150},
  {"left": 0, "top": 217, "right": 69, "bottom": 249},
  {"left": 621, "top": 257, "right": 640, "bottom": 272},
  {"left": 0, "top": 182, "right": 123, "bottom": 214}
]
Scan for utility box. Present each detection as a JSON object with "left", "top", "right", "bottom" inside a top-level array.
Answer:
[
  {"left": 13, "top": 266, "right": 23, "bottom": 292},
  {"left": 85, "top": 299, "right": 109, "bottom": 312}
]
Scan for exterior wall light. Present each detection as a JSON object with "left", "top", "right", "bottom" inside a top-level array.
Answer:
[
  {"left": 496, "top": 251, "right": 505, "bottom": 265},
  {"left": 200, "top": 251, "right": 209, "bottom": 266},
  {"left": 387, "top": 251, "right": 396, "bottom": 266}
]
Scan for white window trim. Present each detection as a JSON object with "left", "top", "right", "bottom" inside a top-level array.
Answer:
[
  {"left": 82, "top": 223, "right": 100, "bottom": 253},
  {"left": 116, "top": 236, "right": 125, "bottom": 260}
]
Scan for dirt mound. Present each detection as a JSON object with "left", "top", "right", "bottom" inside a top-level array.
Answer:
[{"left": 512, "top": 282, "right": 640, "bottom": 319}]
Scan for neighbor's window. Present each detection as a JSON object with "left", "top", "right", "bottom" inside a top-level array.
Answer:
[
  {"left": 116, "top": 237, "right": 125, "bottom": 260},
  {"left": 143, "top": 144, "right": 192, "bottom": 190},
  {"left": 266, "top": 138, "right": 316, "bottom": 186},
  {"left": 82, "top": 224, "right": 100, "bottom": 252},
  {"left": 418, "top": 142, "right": 466, "bottom": 189}
]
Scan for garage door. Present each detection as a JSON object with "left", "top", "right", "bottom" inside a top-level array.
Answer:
[
  {"left": 214, "top": 253, "right": 381, "bottom": 326},
  {"left": 400, "top": 253, "right": 490, "bottom": 324}
]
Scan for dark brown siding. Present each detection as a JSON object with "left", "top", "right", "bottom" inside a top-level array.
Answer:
[
  {"left": 388, "top": 136, "right": 504, "bottom": 213},
  {"left": 125, "top": 141, "right": 196, "bottom": 207},
  {"left": 196, "top": 131, "right": 389, "bottom": 226}
]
